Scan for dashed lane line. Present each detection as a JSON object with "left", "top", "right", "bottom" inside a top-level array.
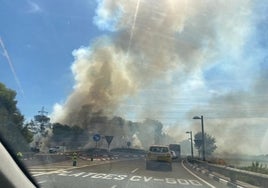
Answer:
[
  {"left": 37, "top": 180, "right": 47, "bottom": 184},
  {"left": 131, "top": 168, "right": 139, "bottom": 173}
]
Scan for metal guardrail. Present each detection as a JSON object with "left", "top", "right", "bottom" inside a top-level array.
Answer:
[{"left": 188, "top": 158, "right": 268, "bottom": 187}]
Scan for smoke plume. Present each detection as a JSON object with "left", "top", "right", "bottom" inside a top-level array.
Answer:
[{"left": 52, "top": 0, "right": 268, "bottom": 154}]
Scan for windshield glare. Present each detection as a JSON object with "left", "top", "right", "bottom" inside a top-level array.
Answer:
[{"left": 0, "top": 0, "right": 268, "bottom": 188}]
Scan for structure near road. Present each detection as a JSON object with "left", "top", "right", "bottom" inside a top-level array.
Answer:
[
  {"left": 169, "top": 144, "right": 181, "bottom": 161},
  {"left": 27, "top": 107, "right": 52, "bottom": 152}
]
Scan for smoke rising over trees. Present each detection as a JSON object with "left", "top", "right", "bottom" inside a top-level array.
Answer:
[
  {"left": 51, "top": 117, "right": 173, "bottom": 149},
  {"left": 50, "top": 0, "right": 268, "bottom": 154}
]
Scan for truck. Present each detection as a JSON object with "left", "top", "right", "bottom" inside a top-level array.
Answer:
[{"left": 169, "top": 144, "right": 181, "bottom": 161}]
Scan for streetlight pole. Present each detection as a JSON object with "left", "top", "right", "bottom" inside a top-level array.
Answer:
[
  {"left": 186, "top": 131, "right": 193, "bottom": 159},
  {"left": 193, "top": 115, "right": 205, "bottom": 161}
]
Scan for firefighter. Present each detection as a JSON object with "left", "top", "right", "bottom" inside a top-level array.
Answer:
[{"left": 17, "top": 151, "right": 23, "bottom": 159}]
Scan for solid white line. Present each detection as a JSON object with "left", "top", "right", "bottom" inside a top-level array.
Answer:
[
  {"left": 181, "top": 161, "right": 216, "bottom": 188},
  {"left": 131, "top": 168, "right": 139, "bottom": 173},
  {"left": 111, "top": 185, "right": 117, "bottom": 188}
]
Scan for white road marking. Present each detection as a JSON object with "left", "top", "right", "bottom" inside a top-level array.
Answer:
[
  {"left": 181, "top": 160, "right": 216, "bottom": 188},
  {"left": 30, "top": 172, "right": 43, "bottom": 174},
  {"left": 32, "top": 165, "right": 90, "bottom": 177},
  {"left": 55, "top": 171, "right": 204, "bottom": 186},
  {"left": 30, "top": 157, "right": 136, "bottom": 177},
  {"left": 37, "top": 180, "right": 47, "bottom": 184},
  {"left": 131, "top": 168, "right": 139, "bottom": 173},
  {"left": 219, "top": 178, "right": 228, "bottom": 184},
  {"left": 29, "top": 168, "right": 60, "bottom": 171}
]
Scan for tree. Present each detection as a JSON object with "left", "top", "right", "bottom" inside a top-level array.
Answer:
[
  {"left": 51, "top": 123, "right": 89, "bottom": 149},
  {"left": 194, "top": 132, "right": 217, "bottom": 157},
  {"left": 21, "top": 125, "right": 34, "bottom": 143},
  {"left": 0, "top": 82, "right": 32, "bottom": 151}
]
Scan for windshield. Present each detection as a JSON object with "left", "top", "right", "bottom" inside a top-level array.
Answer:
[
  {"left": 150, "top": 146, "right": 169, "bottom": 153},
  {"left": 1, "top": 0, "right": 268, "bottom": 188}
]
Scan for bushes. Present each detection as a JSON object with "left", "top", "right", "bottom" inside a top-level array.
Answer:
[{"left": 240, "top": 161, "right": 268, "bottom": 174}]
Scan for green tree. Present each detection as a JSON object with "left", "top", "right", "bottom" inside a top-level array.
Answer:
[
  {"left": 0, "top": 82, "right": 32, "bottom": 151},
  {"left": 21, "top": 124, "right": 34, "bottom": 143},
  {"left": 51, "top": 123, "right": 89, "bottom": 149},
  {"left": 194, "top": 132, "right": 217, "bottom": 157}
]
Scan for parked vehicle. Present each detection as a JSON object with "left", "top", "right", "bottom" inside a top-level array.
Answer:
[{"left": 49, "top": 146, "right": 64, "bottom": 153}]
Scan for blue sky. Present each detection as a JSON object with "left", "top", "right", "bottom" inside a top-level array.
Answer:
[
  {"left": 0, "top": 0, "right": 264, "bottom": 121},
  {"left": 1, "top": 0, "right": 268, "bottom": 154},
  {"left": 0, "top": 0, "right": 101, "bottom": 118}
]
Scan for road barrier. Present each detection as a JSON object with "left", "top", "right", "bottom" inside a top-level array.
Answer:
[{"left": 187, "top": 158, "right": 268, "bottom": 187}]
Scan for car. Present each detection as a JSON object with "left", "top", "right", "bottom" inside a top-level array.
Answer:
[
  {"left": 146, "top": 145, "right": 172, "bottom": 171},
  {"left": 49, "top": 147, "right": 58, "bottom": 153}
]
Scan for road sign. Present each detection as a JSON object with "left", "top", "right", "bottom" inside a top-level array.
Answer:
[
  {"left": 105, "top": 136, "right": 114, "bottom": 151},
  {"left": 93, "top": 134, "right": 101, "bottom": 142},
  {"left": 127, "top": 141, "right": 131, "bottom": 147},
  {"left": 105, "top": 136, "right": 114, "bottom": 145}
]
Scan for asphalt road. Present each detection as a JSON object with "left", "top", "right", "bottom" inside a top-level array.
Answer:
[{"left": 27, "top": 157, "right": 230, "bottom": 188}]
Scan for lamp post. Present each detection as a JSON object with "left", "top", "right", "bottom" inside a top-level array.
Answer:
[
  {"left": 193, "top": 115, "right": 205, "bottom": 161},
  {"left": 186, "top": 131, "right": 193, "bottom": 159}
]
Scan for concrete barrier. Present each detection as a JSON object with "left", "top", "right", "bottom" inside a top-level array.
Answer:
[{"left": 188, "top": 158, "right": 268, "bottom": 187}]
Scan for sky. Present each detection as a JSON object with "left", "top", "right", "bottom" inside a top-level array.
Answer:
[
  {"left": 0, "top": 0, "right": 99, "bottom": 117},
  {"left": 1, "top": 0, "right": 268, "bottom": 155}
]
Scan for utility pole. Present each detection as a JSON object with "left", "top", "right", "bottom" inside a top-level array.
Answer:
[
  {"left": 186, "top": 131, "right": 194, "bottom": 159},
  {"left": 193, "top": 115, "right": 205, "bottom": 161}
]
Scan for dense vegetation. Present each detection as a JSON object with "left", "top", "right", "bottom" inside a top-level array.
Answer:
[
  {"left": 0, "top": 82, "right": 33, "bottom": 152},
  {"left": 240, "top": 161, "right": 268, "bottom": 174},
  {"left": 50, "top": 123, "right": 89, "bottom": 149}
]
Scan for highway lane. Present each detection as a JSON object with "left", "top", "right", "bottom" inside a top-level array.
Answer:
[{"left": 30, "top": 158, "right": 230, "bottom": 188}]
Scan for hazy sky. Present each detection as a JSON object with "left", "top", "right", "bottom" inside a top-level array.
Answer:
[{"left": 1, "top": 0, "right": 268, "bottom": 155}]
